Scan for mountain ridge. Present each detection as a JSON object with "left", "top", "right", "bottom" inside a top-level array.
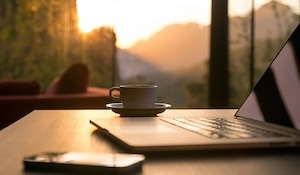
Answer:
[{"left": 118, "top": 1, "right": 297, "bottom": 80}]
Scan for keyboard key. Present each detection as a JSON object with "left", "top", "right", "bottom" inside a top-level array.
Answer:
[{"left": 162, "top": 118, "right": 288, "bottom": 139}]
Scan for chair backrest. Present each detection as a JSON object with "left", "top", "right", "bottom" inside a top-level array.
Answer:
[{"left": 46, "top": 63, "right": 89, "bottom": 94}]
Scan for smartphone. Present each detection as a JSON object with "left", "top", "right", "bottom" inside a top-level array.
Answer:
[{"left": 23, "top": 152, "right": 145, "bottom": 174}]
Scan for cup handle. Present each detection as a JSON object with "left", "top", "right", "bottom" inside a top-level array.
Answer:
[{"left": 109, "top": 86, "right": 120, "bottom": 101}]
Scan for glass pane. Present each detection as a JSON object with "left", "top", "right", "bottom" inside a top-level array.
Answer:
[
  {"left": 105, "top": 0, "right": 211, "bottom": 108},
  {"left": 77, "top": 0, "right": 211, "bottom": 108},
  {"left": 229, "top": 0, "right": 299, "bottom": 107},
  {"left": 0, "top": 0, "right": 211, "bottom": 109},
  {"left": 0, "top": 0, "right": 84, "bottom": 91}
]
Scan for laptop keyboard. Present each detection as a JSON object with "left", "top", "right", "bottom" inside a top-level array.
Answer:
[{"left": 162, "top": 118, "right": 288, "bottom": 139}]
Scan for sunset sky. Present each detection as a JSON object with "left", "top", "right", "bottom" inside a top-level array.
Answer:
[{"left": 76, "top": 0, "right": 299, "bottom": 48}]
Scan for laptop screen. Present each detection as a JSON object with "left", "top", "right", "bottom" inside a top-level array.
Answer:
[{"left": 236, "top": 24, "right": 300, "bottom": 130}]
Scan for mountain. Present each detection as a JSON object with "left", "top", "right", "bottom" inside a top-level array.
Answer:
[
  {"left": 116, "top": 48, "right": 162, "bottom": 81},
  {"left": 255, "top": 1, "right": 297, "bottom": 39},
  {"left": 127, "top": 23, "right": 210, "bottom": 72},
  {"left": 230, "top": 1, "right": 297, "bottom": 47},
  {"left": 124, "top": 1, "right": 297, "bottom": 72},
  {"left": 115, "top": 1, "right": 298, "bottom": 107}
]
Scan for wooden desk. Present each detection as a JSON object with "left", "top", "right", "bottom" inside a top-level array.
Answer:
[{"left": 0, "top": 109, "right": 299, "bottom": 175}]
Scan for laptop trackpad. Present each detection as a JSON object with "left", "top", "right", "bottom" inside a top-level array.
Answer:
[{"left": 113, "top": 125, "right": 177, "bottom": 134}]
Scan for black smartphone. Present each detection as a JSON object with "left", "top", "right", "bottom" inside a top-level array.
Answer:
[{"left": 23, "top": 152, "right": 145, "bottom": 174}]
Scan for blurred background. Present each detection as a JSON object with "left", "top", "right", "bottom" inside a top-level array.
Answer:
[{"left": 0, "top": 0, "right": 299, "bottom": 108}]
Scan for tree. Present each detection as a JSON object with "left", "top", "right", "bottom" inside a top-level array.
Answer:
[{"left": 0, "top": 0, "right": 115, "bottom": 91}]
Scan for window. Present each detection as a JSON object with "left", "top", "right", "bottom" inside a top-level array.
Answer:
[
  {"left": 229, "top": 0, "right": 299, "bottom": 107},
  {"left": 77, "top": 0, "right": 212, "bottom": 108},
  {"left": 1, "top": 0, "right": 298, "bottom": 108}
]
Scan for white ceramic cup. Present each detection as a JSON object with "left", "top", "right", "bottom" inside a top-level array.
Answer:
[{"left": 109, "top": 85, "right": 157, "bottom": 109}]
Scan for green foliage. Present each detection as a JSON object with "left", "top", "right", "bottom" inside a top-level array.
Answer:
[
  {"left": 0, "top": 0, "right": 114, "bottom": 92},
  {"left": 84, "top": 27, "right": 115, "bottom": 88}
]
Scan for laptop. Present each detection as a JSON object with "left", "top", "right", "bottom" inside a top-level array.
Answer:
[{"left": 90, "top": 24, "right": 300, "bottom": 152}]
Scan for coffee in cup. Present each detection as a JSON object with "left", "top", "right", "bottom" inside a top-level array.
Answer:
[{"left": 109, "top": 85, "right": 157, "bottom": 109}]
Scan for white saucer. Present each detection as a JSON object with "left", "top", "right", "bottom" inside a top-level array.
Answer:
[{"left": 106, "top": 103, "right": 171, "bottom": 117}]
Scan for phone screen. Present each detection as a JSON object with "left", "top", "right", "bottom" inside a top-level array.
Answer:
[{"left": 24, "top": 152, "right": 145, "bottom": 174}]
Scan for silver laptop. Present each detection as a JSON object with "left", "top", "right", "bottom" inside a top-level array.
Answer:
[{"left": 90, "top": 24, "right": 300, "bottom": 152}]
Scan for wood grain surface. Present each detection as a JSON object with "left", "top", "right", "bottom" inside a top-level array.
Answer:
[{"left": 0, "top": 109, "right": 299, "bottom": 175}]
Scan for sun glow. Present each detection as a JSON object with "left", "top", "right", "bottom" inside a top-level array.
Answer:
[
  {"left": 76, "top": 0, "right": 212, "bottom": 48},
  {"left": 77, "top": 0, "right": 114, "bottom": 33},
  {"left": 76, "top": 0, "right": 298, "bottom": 48}
]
